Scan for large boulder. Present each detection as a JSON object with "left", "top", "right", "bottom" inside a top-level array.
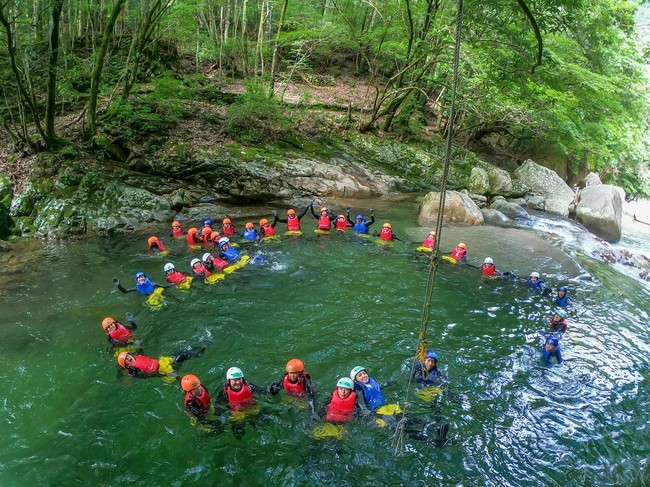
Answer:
[
  {"left": 576, "top": 185, "right": 623, "bottom": 242},
  {"left": 514, "top": 159, "right": 574, "bottom": 216},
  {"left": 418, "top": 191, "right": 484, "bottom": 226},
  {"left": 488, "top": 167, "right": 512, "bottom": 195},
  {"left": 582, "top": 172, "right": 602, "bottom": 187},
  {"left": 481, "top": 208, "right": 511, "bottom": 226},
  {"left": 467, "top": 167, "right": 490, "bottom": 195},
  {"left": 490, "top": 196, "right": 529, "bottom": 219}
]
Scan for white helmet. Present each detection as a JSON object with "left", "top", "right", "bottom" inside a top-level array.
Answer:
[
  {"left": 163, "top": 263, "right": 175, "bottom": 272},
  {"left": 190, "top": 258, "right": 201, "bottom": 267},
  {"left": 350, "top": 366, "right": 366, "bottom": 381},
  {"left": 336, "top": 377, "right": 354, "bottom": 389},
  {"left": 202, "top": 252, "right": 212, "bottom": 262},
  {"left": 219, "top": 237, "right": 230, "bottom": 245},
  {"left": 530, "top": 272, "right": 540, "bottom": 278},
  {"left": 484, "top": 257, "right": 494, "bottom": 265},
  {"left": 226, "top": 367, "right": 244, "bottom": 380}
]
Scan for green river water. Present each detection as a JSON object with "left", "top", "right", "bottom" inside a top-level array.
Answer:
[{"left": 0, "top": 200, "right": 648, "bottom": 486}]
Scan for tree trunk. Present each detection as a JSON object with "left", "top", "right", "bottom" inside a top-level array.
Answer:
[
  {"left": 87, "top": 0, "right": 126, "bottom": 137},
  {"left": 46, "top": 0, "right": 65, "bottom": 140},
  {"left": 268, "top": 0, "right": 288, "bottom": 97},
  {"left": 0, "top": 4, "right": 47, "bottom": 148}
]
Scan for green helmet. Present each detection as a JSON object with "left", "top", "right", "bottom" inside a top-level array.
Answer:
[
  {"left": 226, "top": 367, "right": 244, "bottom": 380},
  {"left": 555, "top": 309, "right": 567, "bottom": 319},
  {"left": 337, "top": 377, "right": 354, "bottom": 389},
  {"left": 349, "top": 366, "right": 366, "bottom": 381}
]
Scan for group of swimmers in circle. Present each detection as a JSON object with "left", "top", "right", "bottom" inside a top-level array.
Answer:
[{"left": 104, "top": 203, "right": 575, "bottom": 440}]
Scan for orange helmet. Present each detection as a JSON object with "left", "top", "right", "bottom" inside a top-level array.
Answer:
[
  {"left": 147, "top": 236, "right": 159, "bottom": 246},
  {"left": 223, "top": 217, "right": 232, "bottom": 225},
  {"left": 457, "top": 242, "right": 466, "bottom": 249},
  {"left": 210, "top": 231, "right": 220, "bottom": 240},
  {"left": 429, "top": 231, "right": 436, "bottom": 236},
  {"left": 102, "top": 317, "right": 115, "bottom": 330},
  {"left": 172, "top": 220, "right": 181, "bottom": 227},
  {"left": 382, "top": 222, "right": 392, "bottom": 229},
  {"left": 181, "top": 374, "right": 201, "bottom": 392},
  {"left": 117, "top": 351, "right": 130, "bottom": 367},
  {"left": 338, "top": 214, "right": 345, "bottom": 219},
  {"left": 260, "top": 218, "right": 269, "bottom": 226},
  {"left": 320, "top": 207, "right": 328, "bottom": 213},
  {"left": 188, "top": 227, "right": 198, "bottom": 235},
  {"left": 286, "top": 359, "right": 305, "bottom": 373},
  {"left": 245, "top": 222, "right": 254, "bottom": 229},
  {"left": 201, "top": 227, "right": 211, "bottom": 236},
  {"left": 287, "top": 209, "right": 296, "bottom": 216}
]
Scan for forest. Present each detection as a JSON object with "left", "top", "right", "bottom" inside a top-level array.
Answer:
[{"left": 0, "top": 0, "right": 649, "bottom": 196}]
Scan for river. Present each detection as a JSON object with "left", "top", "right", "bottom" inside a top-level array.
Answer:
[{"left": 0, "top": 200, "right": 648, "bottom": 486}]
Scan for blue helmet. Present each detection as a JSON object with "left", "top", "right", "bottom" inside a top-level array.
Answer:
[
  {"left": 204, "top": 219, "right": 213, "bottom": 226},
  {"left": 558, "top": 286, "right": 568, "bottom": 292},
  {"left": 426, "top": 351, "right": 438, "bottom": 361},
  {"left": 135, "top": 271, "right": 146, "bottom": 279},
  {"left": 546, "top": 336, "right": 559, "bottom": 347},
  {"left": 355, "top": 214, "right": 364, "bottom": 220}
]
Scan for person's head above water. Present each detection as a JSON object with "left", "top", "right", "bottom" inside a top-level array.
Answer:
[
  {"left": 218, "top": 237, "right": 230, "bottom": 250},
  {"left": 164, "top": 262, "right": 175, "bottom": 273},
  {"left": 336, "top": 377, "right": 354, "bottom": 398},
  {"left": 483, "top": 257, "right": 494, "bottom": 265},
  {"left": 226, "top": 366, "right": 245, "bottom": 391},
  {"left": 425, "top": 350, "right": 438, "bottom": 370},
  {"left": 117, "top": 351, "right": 134, "bottom": 368},
  {"left": 191, "top": 258, "right": 201, "bottom": 268},
  {"left": 135, "top": 271, "right": 147, "bottom": 283},
  {"left": 286, "top": 359, "right": 304, "bottom": 382},
  {"left": 558, "top": 286, "right": 568, "bottom": 297},
  {"left": 545, "top": 335, "right": 559, "bottom": 350},
  {"left": 181, "top": 374, "right": 203, "bottom": 394},
  {"left": 350, "top": 366, "right": 368, "bottom": 383},
  {"left": 530, "top": 271, "right": 540, "bottom": 282}
]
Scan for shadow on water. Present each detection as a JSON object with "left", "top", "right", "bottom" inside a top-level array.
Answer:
[{"left": 0, "top": 203, "right": 648, "bottom": 486}]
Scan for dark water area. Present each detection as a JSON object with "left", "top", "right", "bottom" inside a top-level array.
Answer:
[{"left": 0, "top": 202, "right": 648, "bottom": 486}]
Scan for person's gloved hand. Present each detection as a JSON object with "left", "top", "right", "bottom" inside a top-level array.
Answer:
[
  {"left": 346, "top": 207, "right": 351, "bottom": 213},
  {"left": 126, "top": 312, "right": 135, "bottom": 322},
  {"left": 369, "top": 209, "right": 374, "bottom": 215},
  {"left": 271, "top": 210, "right": 277, "bottom": 216},
  {"left": 269, "top": 382, "right": 282, "bottom": 395},
  {"left": 112, "top": 278, "right": 120, "bottom": 286}
]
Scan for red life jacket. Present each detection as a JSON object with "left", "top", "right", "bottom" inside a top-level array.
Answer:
[
  {"left": 222, "top": 224, "right": 236, "bottom": 236},
  {"left": 150, "top": 241, "right": 167, "bottom": 252},
  {"left": 129, "top": 355, "right": 159, "bottom": 374},
  {"left": 326, "top": 390, "right": 357, "bottom": 422},
  {"left": 450, "top": 248, "right": 466, "bottom": 260},
  {"left": 166, "top": 270, "right": 187, "bottom": 285},
  {"left": 318, "top": 215, "right": 331, "bottom": 230},
  {"left": 282, "top": 373, "right": 308, "bottom": 396},
  {"left": 335, "top": 218, "right": 348, "bottom": 230},
  {"left": 421, "top": 236, "right": 435, "bottom": 249},
  {"left": 225, "top": 382, "right": 256, "bottom": 411},
  {"left": 379, "top": 228, "right": 393, "bottom": 241},
  {"left": 172, "top": 227, "right": 183, "bottom": 237},
  {"left": 186, "top": 232, "right": 200, "bottom": 245},
  {"left": 287, "top": 216, "right": 301, "bottom": 231},
  {"left": 261, "top": 225, "right": 275, "bottom": 237},
  {"left": 482, "top": 264, "right": 496, "bottom": 277},
  {"left": 192, "top": 263, "right": 212, "bottom": 277},
  {"left": 108, "top": 323, "right": 133, "bottom": 344},
  {"left": 209, "top": 256, "right": 229, "bottom": 270},
  {"left": 184, "top": 388, "right": 212, "bottom": 413}
]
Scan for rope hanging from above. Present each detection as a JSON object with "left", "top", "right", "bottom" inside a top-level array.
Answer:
[{"left": 392, "top": 0, "right": 464, "bottom": 456}]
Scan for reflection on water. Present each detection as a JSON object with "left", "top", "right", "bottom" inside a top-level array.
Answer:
[{"left": 0, "top": 207, "right": 648, "bottom": 486}]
